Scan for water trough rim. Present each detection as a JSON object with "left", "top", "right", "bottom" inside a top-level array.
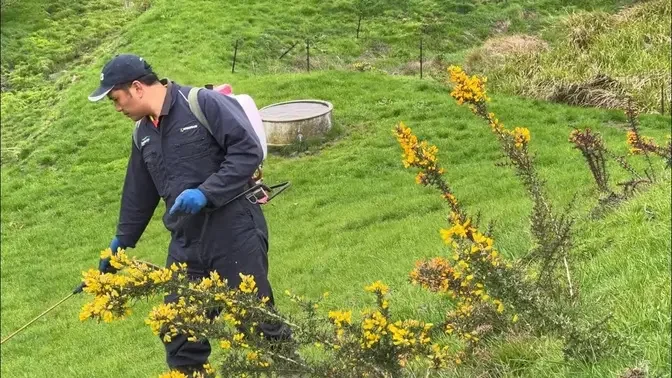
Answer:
[{"left": 259, "top": 99, "right": 333, "bottom": 123}]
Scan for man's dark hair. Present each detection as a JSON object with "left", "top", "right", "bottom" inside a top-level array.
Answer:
[{"left": 113, "top": 72, "right": 160, "bottom": 91}]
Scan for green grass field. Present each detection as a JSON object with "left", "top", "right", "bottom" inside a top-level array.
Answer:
[{"left": 1, "top": 0, "right": 670, "bottom": 377}]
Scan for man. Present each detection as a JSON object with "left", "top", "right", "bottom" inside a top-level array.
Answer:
[{"left": 88, "top": 54, "right": 287, "bottom": 376}]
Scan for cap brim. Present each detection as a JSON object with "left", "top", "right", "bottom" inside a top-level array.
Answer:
[{"left": 88, "top": 85, "right": 114, "bottom": 102}]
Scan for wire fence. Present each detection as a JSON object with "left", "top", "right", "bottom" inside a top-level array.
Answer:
[
  {"left": 217, "top": 29, "right": 671, "bottom": 115},
  {"left": 224, "top": 32, "right": 441, "bottom": 79}
]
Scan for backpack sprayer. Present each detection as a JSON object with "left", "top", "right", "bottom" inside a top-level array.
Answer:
[{"left": 1, "top": 84, "right": 290, "bottom": 345}]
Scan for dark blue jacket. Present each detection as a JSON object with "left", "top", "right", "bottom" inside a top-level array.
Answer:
[{"left": 115, "top": 79, "right": 263, "bottom": 251}]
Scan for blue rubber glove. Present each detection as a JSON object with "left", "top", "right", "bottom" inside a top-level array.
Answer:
[
  {"left": 170, "top": 189, "right": 207, "bottom": 215},
  {"left": 98, "top": 237, "right": 122, "bottom": 274}
]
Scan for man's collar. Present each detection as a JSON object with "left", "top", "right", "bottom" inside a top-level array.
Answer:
[{"left": 158, "top": 78, "right": 174, "bottom": 116}]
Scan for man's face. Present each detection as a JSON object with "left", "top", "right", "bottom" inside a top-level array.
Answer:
[{"left": 107, "top": 83, "right": 145, "bottom": 121}]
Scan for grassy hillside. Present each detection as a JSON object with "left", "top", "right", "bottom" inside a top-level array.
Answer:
[
  {"left": 0, "top": 0, "right": 645, "bottom": 166},
  {"left": 2, "top": 69, "right": 670, "bottom": 377},
  {"left": 0, "top": 0, "right": 143, "bottom": 164},
  {"left": 1, "top": 0, "right": 670, "bottom": 377}
]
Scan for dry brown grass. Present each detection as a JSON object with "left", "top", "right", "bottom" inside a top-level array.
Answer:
[
  {"left": 614, "top": 0, "right": 665, "bottom": 24},
  {"left": 458, "top": 0, "right": 670, "bottom": 114},
  {"left": 548, "top": 74, "right": 629, "bottom": 110},
  {"left": 481, "top": 34, "right": 548, "bottom": 56},
  {"left": 559, "top": 11, "right": 611, "bottom": 51},
  {"left": 394, "top": 57, "right": 449, "bottom": 78},
  {"left": 465, "top": 34, "right": 548, "bottom": 72},
  {"left": 396, "top": 60, "right": 422, "bottom": 75},
  {"left": 618, "top": 366, "right": 648, "bottom": 378}
]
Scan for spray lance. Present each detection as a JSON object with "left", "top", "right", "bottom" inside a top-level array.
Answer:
[{"left": 0, "top": 258, "right": 162, "bottom": 346}]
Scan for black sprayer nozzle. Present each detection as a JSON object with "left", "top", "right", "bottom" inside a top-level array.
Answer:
[{"left": 72, "top": 282, "right": 85, "bottom": 294}]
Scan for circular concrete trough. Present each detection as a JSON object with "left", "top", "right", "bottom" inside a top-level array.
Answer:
[{"left": 259, "top": 100, "right": 333, "bottom": 146}]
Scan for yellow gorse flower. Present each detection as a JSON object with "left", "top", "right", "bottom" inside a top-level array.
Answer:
[
  {"left": 78, "top": 294, "right": 120, "bottom": 323},
  {"left": 415, "top": 172, "right": 426, "bottom": 185},
  {"left": 238, "top": 273, "right": 257, "bottom": 294},
  {"left": 361, "top": 310, "right": 388, "bottom": 348},
  {"left": 511, "top": 127, "right": 531, "bottom": 149},
  {"left": 386, "top": 320, "right": 427, "bottom": 348},
  {"left": 440, "top": 218, "right": 472, "bottom": 243},
  {"left": 396, "top": 122, "right": 419, "bottom": 168},
  {"left": 447, "top": 65, "right": 489, "bottom": 106},
  {"left": 365, "top": 281, "right": 389, "bottom": 295},
  {"left": 428, "top": 343, "right": 452, "bottom": 369},
  {"left": 394, "top": 123, "right": 441, "bottom": 172},
  {"left": 146, "top": 303, "right": 179, "bottom": 336},
  {"left": 627, "top": 129, "right": 659, "bottom": 154},
  {"left": 158, "top": 371, "right": 189, "bottom": 378},
  {"left": 488, "top": 112, "right": 504, "bottom": 132},
  {"left": 328, "top": 310, "right": 352, "bottom": 327},
  {"left": 148, "top": 268, "right": 173, "bottom": 284}
]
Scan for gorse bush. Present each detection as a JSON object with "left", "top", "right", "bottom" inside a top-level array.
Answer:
[
  {"left": 80, "top": 250, "right": 457, "bottom": 378},
  {"left": 568, "top": 99, "right": 671, "bottom": 214},
  {"left": 395, "top": 122, "right": 519, "bottom": 348},
  {"left": 569, "top": 128, "right": 612, "bottom": 194},
  {"left": 443, "top": 66, "right": 575, "bottom": 301},
  {"left": 394, "top": 66, "right": 626, "bottom": 364},
  {"left": 624, "top": 104, "right": 672, "bottom": 168}
]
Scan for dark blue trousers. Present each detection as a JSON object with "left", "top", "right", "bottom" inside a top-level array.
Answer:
[{"left": 161, "top": 197, "right": 289, "bottom": 369}]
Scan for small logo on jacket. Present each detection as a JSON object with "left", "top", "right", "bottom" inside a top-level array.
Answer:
[
  {"left": 141, "top": 136, "right": 150, "bottom": 147},
  {"left": 180, "top": 125, "right": 198, "bottom": 132}
]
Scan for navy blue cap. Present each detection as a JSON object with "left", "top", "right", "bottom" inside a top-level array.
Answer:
[{"left": 88, "top": 54, "right": 154, "bottom": 101}]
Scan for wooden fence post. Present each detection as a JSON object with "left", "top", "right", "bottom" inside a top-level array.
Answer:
[
  {"left": 357, "top": 15, "right": 362, "bottom": 39},
  {"left": 231, "top": 39, "right": 239, "bottom": 74},
  {"left": 661, "top": 82, "right": 665, "bottom": 114},
  {"left": 306, "top": 39, "right": 310, "bottom": 73},
  {"left": 419, "top": 35, "right": 423, "bottom": 79}
]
